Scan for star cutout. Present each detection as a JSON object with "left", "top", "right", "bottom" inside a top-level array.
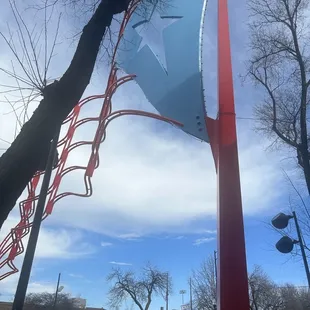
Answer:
[{"left": 133, "top": 8, "right": 182, "bottom": 71}]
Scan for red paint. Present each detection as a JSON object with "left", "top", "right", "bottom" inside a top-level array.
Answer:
[
  {"left": 216, "top": 0, "right": 250, "bottom": 309},
  {"left": 205, "top": 117, "right": 218, "bottom": 170}
]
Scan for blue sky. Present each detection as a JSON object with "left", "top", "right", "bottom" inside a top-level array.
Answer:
[{"left": 0, "top": 0, "right": 309, "bottom": 308}]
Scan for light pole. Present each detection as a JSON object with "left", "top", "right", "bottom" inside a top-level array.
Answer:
[
  {"left": 213, "top": 251, "right": 217, "bottom": 310},
  {"left": 272, "top": 211, "right": 310, "bottom": 288},
  {"left": 166, "top": 273, "right": 169, "bottom": 310},
  {"left": 179, "top": 290, "right": 186, "bottom": 305},
  {"left": 189, "top": 278, "right": 193, "bottom": 310},
  {"left": 12, "top": 129, "right": 60, "bottom": 310},
  {"left": 53, "top": 273, "right": 64, "bottom": 310},
  {"left": 214, "top": 250, "right": 217, "bottom": 290}
]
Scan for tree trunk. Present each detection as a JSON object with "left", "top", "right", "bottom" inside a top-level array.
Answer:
[
  {"left": 145, "top": 294, "right": 152, "bottom": 310},
  {"left": 300, "top": 146, "right": 310, "bottom": 195},
  {"left": 0, "top": 0, "right": 130, "bottom": 230},
  {"left": 287, "top": 6, "right": 310, "bottom": 195}
]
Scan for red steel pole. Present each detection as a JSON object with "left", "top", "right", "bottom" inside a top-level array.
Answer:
[{"left": 216, "top": 0, "right": 249, "bottom": 309}]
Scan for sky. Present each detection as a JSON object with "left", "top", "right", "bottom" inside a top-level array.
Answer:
[{"left": 0, "top": 0, "right": 309, "bottom": 308}]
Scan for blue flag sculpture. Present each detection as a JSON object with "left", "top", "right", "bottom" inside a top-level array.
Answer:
[{"left": 117, "top": 0, "right": 208, "bottom": 142}]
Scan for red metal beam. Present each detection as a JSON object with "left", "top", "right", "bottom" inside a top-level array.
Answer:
[
  {"left": 205, "top": 117, "right": 218, "bottom": 171},
  {"left": 217, "top": 0, "right": 250, "bottom": 308}
]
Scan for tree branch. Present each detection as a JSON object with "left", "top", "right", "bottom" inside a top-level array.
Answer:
[{"left": 0, "top": 0, "right": 131, "bottom": 229}]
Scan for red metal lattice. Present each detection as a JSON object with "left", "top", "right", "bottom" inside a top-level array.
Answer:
[{"left": 0, "top": 0, "right": 182, "bottom": 280}]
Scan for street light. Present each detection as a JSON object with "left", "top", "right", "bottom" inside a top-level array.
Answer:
[
  {"left": 179, "top": 290, "right": 186, "bottom": 305},
  {"left": 189, "top": 278, "right": 193, "bottom": 310},
  {"left": 53, "top": 273, "right": 63, "bottom": 310},
  {"left": 275, "top": 236, "right": 298, "bottom": 254},
  {"left": 271, "top": 211, "right": 310, "bottom": 288},
  {"left": 164, "top": 272, "right": 169, "bottom": 310},
  {"left": 272, "top": 213, "right": 294, "bottom": 229}
]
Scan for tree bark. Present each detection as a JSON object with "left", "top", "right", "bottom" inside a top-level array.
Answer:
[
  {"left": 0, "top": 0, "right": 130, "bottom": 230},
  {"left": 287, "top": 6, "right": 310, "bottom": 195},
  {"left": 145, "top": 295, "right": 152, "bottom": 310}
]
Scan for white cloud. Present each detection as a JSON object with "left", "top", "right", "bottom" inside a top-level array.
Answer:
[
  {"left": 34, "top": 229, "right": 95, "bottom": 259},
  {"left": 0, "top": 216, "right": 95, "bottom": 261},
  {"left": 0, "top": 215, "right": 95, "bottom": 280},
  {"left": 27, "top": 282, "right": 56, "bottom": 293},
  {"left": 204, "top": 230, "right": 217, "bottom": 234},
  {"left": 117, "top": 233, "right": 141, "bottom": 241},
  {"left": 100, "top": 242, "right": 113, "bottom": 247},
  {"left": 69, "top": 273, "right": 84, "bottom": 279},
  {"left": 0, "top": 272, "right": 55, "bottom": 298},
  {"left": 0, "top": 219, "right": 88, "bottom": 296},
  {"left": 175, "top": 236, "right": 185, "bottom": 240},
  {"left": 193, "top": 237, "right": 216, "bottom": 246},
  {"left": 0, "top": 0, "right": 285, "bottom": 243},
  {"left": 1, "top": 79, "right": 284, "bottom": 244},
  {"left": 43, "top": 107, "right": 282, "bottom": 237},
  {"left": 109, "top": 261, "right": 132, "bottom": 266}
]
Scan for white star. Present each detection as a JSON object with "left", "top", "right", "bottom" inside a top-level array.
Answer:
[{"left": 133, "top": 10, "right": 182, "bottom": 71}]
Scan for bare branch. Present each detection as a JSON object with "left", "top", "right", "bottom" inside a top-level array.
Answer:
[
  {"left": 107, "top": 264, "right": 171, "bottom": 310},
  {"left": 25, "top": 292, "right": 81, "bottom": 310},
  {"left": 245, "top": 0, "right": 310, "bottom": 194}
]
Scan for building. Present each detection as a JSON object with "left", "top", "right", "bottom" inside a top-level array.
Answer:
[
  {"left": 0, "top": 301, "right": 105, "bottom": 310},
  {"left": 0, "top": 302, "right": 12, "bottom": 310},
  {"left": 72, "top": 297, "right": 87, "bottom": 308}
]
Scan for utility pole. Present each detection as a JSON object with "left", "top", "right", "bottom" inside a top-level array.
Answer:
[
  {"left": 12, "top": 130, "right": 60, "bottom": 310},
  {"left": 166, "top": 272, "right": 169, "bottom": 310},
  {"left": 214, "top": 251, "right": 217, "bottom": 280},
  {"left": 293, "top": 211, "right": 310, "bottom": 288},
  {"left": 189, "top": 277, "right": 193, "bottom": 310},
  {"left": 272, "top": 211, "right": 310, "bottom": 289},
  {"left": 214, "top": 250, "right": 217, "bottom": 291},
  {"left": 179, "top": 290, "right": 186, "bottom": 305},
  {"left": 214, "top": 251, "right": 217, "bottom": 310},
  {"left": 53, "top": 273, "right": 61, "bottom": 310}
]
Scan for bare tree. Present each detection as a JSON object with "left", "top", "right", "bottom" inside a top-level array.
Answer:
[
  {"left": 191, "top": 257, "right": 289, "bottom": 310},
  {"left": 248, "top": 266, "right": 283, "bottom": 310},
  {"left": 279, "top": 284, "right": 310, "bottom": 310},
  {"left": 0, "top": 0, "right": 164, "bottom": 230},
  {"left": 191, "top": 256, "right": 216, "bottom": 310},
  {"left": 107, "top": 265, "right": 172, "bottom": 310},
  {"left": 245, "top": 0, "right": 310, "bottom": 194},
  {"left": 24, "top": 292, "right": 80, "bottom": 310}
]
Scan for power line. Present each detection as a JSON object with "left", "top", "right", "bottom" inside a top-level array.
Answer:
[{"left": 236, "top": 116, "right": 293, "bottom": 123}]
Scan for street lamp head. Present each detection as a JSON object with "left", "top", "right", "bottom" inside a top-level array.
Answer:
[
  {"left": 271, "top": 213, "right": 293, "bottom": 229},
  {"left": 276, "top": 236, "right": 297, "bottom": 253},
  {"left": 58, "top": 286, "right": 64, "bottom": 293}
]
